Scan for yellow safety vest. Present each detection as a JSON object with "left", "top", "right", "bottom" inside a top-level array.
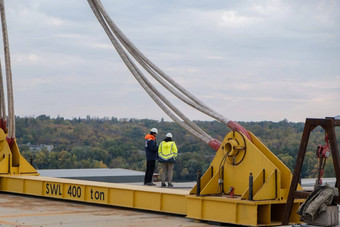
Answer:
[{"left": 158, "top": 141, "right": 178, "bottom": 161}]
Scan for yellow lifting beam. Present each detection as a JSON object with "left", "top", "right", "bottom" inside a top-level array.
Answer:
[
  {"left": 0, "top": 175, "right": 188, "bottom": 215},
  {"left": 0, "top": 128, "right": 304, "bottom": 226}
]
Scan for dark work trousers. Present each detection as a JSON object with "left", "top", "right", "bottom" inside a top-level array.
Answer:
[{"left": 144, "top": 160, "right": 156, "bottom": 184}]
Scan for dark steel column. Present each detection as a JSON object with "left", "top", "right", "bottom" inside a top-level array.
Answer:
[
  {"left": 282, "top": 118, "right": 317, "bottom": 225},
  {"left": 325, "top": 118, "right": 340, "bottom": 194}
]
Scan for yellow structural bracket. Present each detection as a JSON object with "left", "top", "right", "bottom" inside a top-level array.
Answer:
[
  {"left": 186, "top": 130, "right": 304, "bottom": 225},
  {"left": 190, "top": 130, "right": 303, "bottom": 200},
  {"left": 0, "top": 129, "right": 38, "bottom": 175}
]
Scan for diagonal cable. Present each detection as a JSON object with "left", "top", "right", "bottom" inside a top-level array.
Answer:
[
  {"left": 92, "top": 0, "right": 251, "bottom": 141},
  {"left": 88, "top": 0, "right": 213, "bottom": 144},
  {"left": 0, "top": 0, "right": 14, "bottom": 138}
]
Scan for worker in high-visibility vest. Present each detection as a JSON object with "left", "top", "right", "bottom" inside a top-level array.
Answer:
[{"left": 158, "top": 132, "right": 178, "bottom": 187}]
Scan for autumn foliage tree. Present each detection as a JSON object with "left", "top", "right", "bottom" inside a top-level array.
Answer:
[{"left": 16, "top": 115, "right": 339, "bottom": 181}]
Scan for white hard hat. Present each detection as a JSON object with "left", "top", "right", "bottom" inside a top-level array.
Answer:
[
  {"left": 150, "top": 128, "right": 158, "bottom": 134},
  {"left": 166, "top": 132, "right": 172, "bottom": 138}
]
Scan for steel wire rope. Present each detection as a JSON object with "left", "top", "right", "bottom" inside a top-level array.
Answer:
[
  {"left": 110, "top": 37, "right": 231, "bottom": 143},
  {"left": 93, "top": 1, "right": 228, "bottom": 122},
  {"left": 0, "top": 0, "right": 14, "bottom": 138},
  {"left": 90, "top": 0, "right": 212, "bottom": 140},
  {"left": 89, "top": 3, "right": 212, "bottom": 142},
  {"left": 89, "top": 1, "right": 211, "bottom": 143},
  {"left": 102, "top": 17, "right": 219, "bottom": 121},
  {"left": 106, "top": 31, "right": 213, "bottom": 140},
  {"left": 93, "top": 0, "right": 213, "bottom": 111},
  {"left": 112, "top": 35, "right": 202, "bottom": 118},
  {"left": 106, "top": 33, "right": 213, "bottom": 139},
  {"left": 0, "top": 61, "right": 6, "bottom": 120},
  {"left": 88, "top": 0, "right": 212, "bottom": 144},
  {"left": 91, "top": 0, "right": 251, "bottom": 141}
]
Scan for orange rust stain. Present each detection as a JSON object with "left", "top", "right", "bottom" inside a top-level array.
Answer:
[{"left": 0, "top": 219, "right": 32, "bottom": 227}]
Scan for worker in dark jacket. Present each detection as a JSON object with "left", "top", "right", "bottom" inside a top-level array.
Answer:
[{"left": 144, "top": 128, "right": 158, "bottom": 186}]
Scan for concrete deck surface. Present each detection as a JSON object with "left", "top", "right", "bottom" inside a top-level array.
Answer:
[{"left": 0, "top": 192, "right": 213, "bottom": 227}]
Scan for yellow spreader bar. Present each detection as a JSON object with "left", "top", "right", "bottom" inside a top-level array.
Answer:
[
  {"left": 0, "top": 175, "right": 188, "bottom": 215},
  {"left": 0, "top": 175, "right": 303, "bottom": 226}
]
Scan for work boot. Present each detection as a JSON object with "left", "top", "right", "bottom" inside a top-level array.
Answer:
[
  {"left": 168, "top": 183, "right": 173, "bottom": 188},
  {"left": 161, "top": 183, "right": 166, "bottom": 187},
  {"left": 146, "top": 182, "right": 156, "bottom": 186}
]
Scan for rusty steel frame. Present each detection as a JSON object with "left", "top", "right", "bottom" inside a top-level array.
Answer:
[{"left": 282, "top": 117, "right": 340, "bottom": 225}]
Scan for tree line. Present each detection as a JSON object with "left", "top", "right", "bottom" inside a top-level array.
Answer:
[{"left": 16, "top": 115, "right": 340, "bottom": 181}]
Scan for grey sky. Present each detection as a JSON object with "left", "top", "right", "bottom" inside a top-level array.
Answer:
[{"left": 4, "top": 0, "right": 340, "bottom": 122}]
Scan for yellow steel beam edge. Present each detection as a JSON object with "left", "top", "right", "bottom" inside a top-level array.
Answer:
[
  {"left": 0, "top": 175, "right": 188, "bottom": 215},
  {"left": 0, "top": 175, "right": 304, "bottom": 205},
  {"left": 0, "top": 175, "right": 188, "bottom": 193},
  {"left": 0, "top": 175, "right": 304, "bottom": 226}
]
